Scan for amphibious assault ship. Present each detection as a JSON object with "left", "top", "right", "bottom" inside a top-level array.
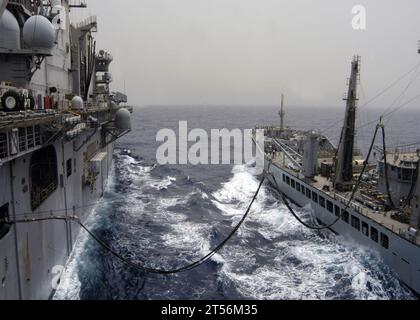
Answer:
[
  {"left": 255, "top": 56, "right": 420, "bottom": 295},
  {"left": 0, "top": 0, "right": 132, "bottom": 299}
]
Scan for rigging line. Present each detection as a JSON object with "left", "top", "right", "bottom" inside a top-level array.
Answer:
[
  {"left": 320, "top": 61, "right": 420, "bottom": 136},
  {"left": 381, "top": 91, "right": 420, "bottom": 120},
  {"left": 8, "top": 171, "right": 268, "bottom": 275},
  {"left": 381, "top": 64, "right": 420, "bottom": 121},
  {"left": 359, "top": 81, "right": 372, "bottom": 123},
  {"left": 327, "top": 91, "right": 420, "bottom": 144},
  {"left": 360, "top": 61, "right": 420, "bottom": 109},
  {"left": 380, "top": 124, "right": 396, "bottom": 209},
  {"left": 269, "top": 123, "right": 381, "bottom": 231},
  {"left": 390, "top": 139, "right": 420, "bottom": 149},
  {"left": 400, "top": 160, "right": 419, "bottom": 210}
]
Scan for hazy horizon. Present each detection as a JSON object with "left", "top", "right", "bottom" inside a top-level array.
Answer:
[{"left": 71, "top": 0, "right": 420, "bottom": 111}]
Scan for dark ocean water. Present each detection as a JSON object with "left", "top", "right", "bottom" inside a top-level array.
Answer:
[{"left": 54, "top": 105, "right": 420, "bottom": 300}]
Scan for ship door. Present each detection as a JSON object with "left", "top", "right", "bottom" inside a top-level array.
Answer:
[
  {"left": 0, "top": 203, "right": 10, "bottom": 240},
  {"left": 30, "top": 146, "right": 58, "bottom": 210}
]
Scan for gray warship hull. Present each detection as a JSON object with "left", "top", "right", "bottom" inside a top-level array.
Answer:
[
  {"left": 0, "top": 134, "right": 115, "bottom": 300},
  {"left": 0, "top": 0, "right": 132, "bottom": 299},
  {"left": 264, "top": 158, "right": 420, "bottom": 296}
]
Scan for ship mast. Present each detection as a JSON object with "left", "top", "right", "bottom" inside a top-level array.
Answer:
[
  {"left": 279, "top": 93, "right": 285, "bottom": 131},
  {"left": 335, "top": 56, "right": 360, "bottom": 192}
]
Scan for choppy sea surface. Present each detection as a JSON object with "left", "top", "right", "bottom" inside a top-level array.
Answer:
[{"left": 54, "top": 106, "right": 420, "bottom": 300}]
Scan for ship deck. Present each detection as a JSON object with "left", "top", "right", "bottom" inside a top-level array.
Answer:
[
  {"left": 0, "top": 110, "right": 61, "bottom": 130},
  {"left": 0, "top": 105, "right": 133, "bottom": 131},
  {"left": 271, "top": 153, "right": 420, "bottom": 246}
]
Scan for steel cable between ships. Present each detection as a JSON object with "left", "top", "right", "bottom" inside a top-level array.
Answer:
[
  {"left": 6, "top": 170, "right": 268, "bottom": 274},
  {"left": 268, "top": 120, "right": 384, "bottom": 231},
  {"left": 3, "top": 122, "right": 401, "bottom": 273}
]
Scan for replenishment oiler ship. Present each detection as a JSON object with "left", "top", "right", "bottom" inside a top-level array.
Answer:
[
  {"left": 255, "top": 55, "right": 420, "bottom": 296},
  {"left": 0, "top": 0, "right": 132, "bottom": 299}
]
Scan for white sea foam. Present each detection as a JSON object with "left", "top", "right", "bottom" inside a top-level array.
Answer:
[
  {"left": 149, "top": 176, "right": 176, "bottom": 190},
  {"left": 53, "top": 200, "right": 110, "bottom": 300},
  {"left": 210, "top": 164, "right": 413, "bottom": 300},
  {"left": 54, "top": 152, "right": 414, "bottom": 300}
]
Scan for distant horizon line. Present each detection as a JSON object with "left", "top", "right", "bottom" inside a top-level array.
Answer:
[{"left": 130, "top": 104, "right": 413, "bottom": 110}]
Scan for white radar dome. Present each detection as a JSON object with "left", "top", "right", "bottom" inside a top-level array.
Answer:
[
  {"left": 23, "top": 15, "right": 56, "bottom": 49},
  {"left": 71, "top": 96, "right": 84, "bottom": 110},
  {"left": 0, "top": 9, "right": 21, "bottom": 50},
  {"left": 115, "top": 108, "right": 131, "bottom": 130}
]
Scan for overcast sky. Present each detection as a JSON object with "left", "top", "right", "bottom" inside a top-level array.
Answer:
[{"left": 71, "top": 0, "right": 420, "bottom": 108}]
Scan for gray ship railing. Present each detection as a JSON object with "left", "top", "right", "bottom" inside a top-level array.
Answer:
[
  {"left": 0, "top": 124, "right": 42, "bottom": 160},
  {"left": 31, "top": 182, "right": 58, "bottom": 211},
  {"left": 271, "top": 157, "right": 420, "bottom": 246}
]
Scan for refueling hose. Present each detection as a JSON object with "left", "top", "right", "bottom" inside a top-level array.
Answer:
[{"left": 7, "top": 170, "right": 267, "bottom": 275}]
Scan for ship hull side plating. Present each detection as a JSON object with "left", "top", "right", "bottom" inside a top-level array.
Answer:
[
  {"left": 0, "top": 129, "right": 114, "bottom": 300},
  {"left": 265, "top": 160, "right": 420, "bottom": 296}
]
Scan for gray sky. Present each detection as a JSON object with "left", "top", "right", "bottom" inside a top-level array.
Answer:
[{"left": 71, "top": 0, "right": 420, "bottom": 108}]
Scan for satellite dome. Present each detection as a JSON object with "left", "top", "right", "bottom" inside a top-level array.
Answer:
[
  {"left": 23, "top": 15, "right": 56, "bottom": 49},
  {"left": 0, "top": 9, "right": 20, "bottom": 50},
  {"left": 115, "top": 108, "right": 131, "bottom": 130},
  {"left": 71, "top": 96, "right": 84, "bottom": 110}
]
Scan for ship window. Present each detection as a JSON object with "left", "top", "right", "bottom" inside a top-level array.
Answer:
[
  {"left": 66, "top": 158, "right": 72, "bottom": 178},
  {"left": 0, "top": 203, "right": 10, "bottom": 240},
  {"left": 371, "top": 227, "right": 379, "bottom": 242},
  {"left": 380, "top": 233, "right": 389, "bottom": 249},
  {"left": 296, "top": 182, "right": 301, "bottom": 192},
  {"left": 30, "top": 146, "right": 58, "bottom": 210},
  {"left": 334, "top": 205, "right": 340, "bottom": 217},
  {"left": 341, "top": 210, "right": 349, "bottom": 223},
  {"left": 18, "top": 128, "right": 26, "bottom": 152},
  {"left": 362, "top": 222, "right": 369, "bottom": 237},
  {"left": 34, "top": 125, "right": 41, "bottom": 146},
  {"left": 351, "top": 216, "right": 360, "bottom": 231},
  {"left": 286, "top": 176, "right": 290, "bottom": 185},
  {"left": 0, "top": 133, "right": 7, "bottom": 159},
  {"left": 312, "top": 192, "right": 318, "bottom": 203},
  {"left": 319, "top": 196, "right": 325, "bottom": 208},
  {"left": 291, "top": 179, "right": 295, "bottom": 189},
  {"left": 282, "top": 174, "right": 286, "bottom": 183},
  {"left": 327, "top": 200, "right": 333, "bottom": 213},
  {"left": 306, "top": 188, "right": 311, "bottom": 199},
  {"left": 27, "top": 127, "right": 34, "bottom": 149},
  {"left": 301, "top": 186, "right": 305, "bottom": 195}
]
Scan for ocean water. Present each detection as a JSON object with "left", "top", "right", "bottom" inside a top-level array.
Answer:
[{"left": 54, "top": 105, "right": 420, "bottom": 300}]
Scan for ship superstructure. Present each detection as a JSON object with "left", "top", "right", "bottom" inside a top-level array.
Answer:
[
  {"left": 255, "top": 56, "right": 420, "bottom": 295},
  {"left": 0, "top": 0, "right": 132, "bottom": 299}
]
